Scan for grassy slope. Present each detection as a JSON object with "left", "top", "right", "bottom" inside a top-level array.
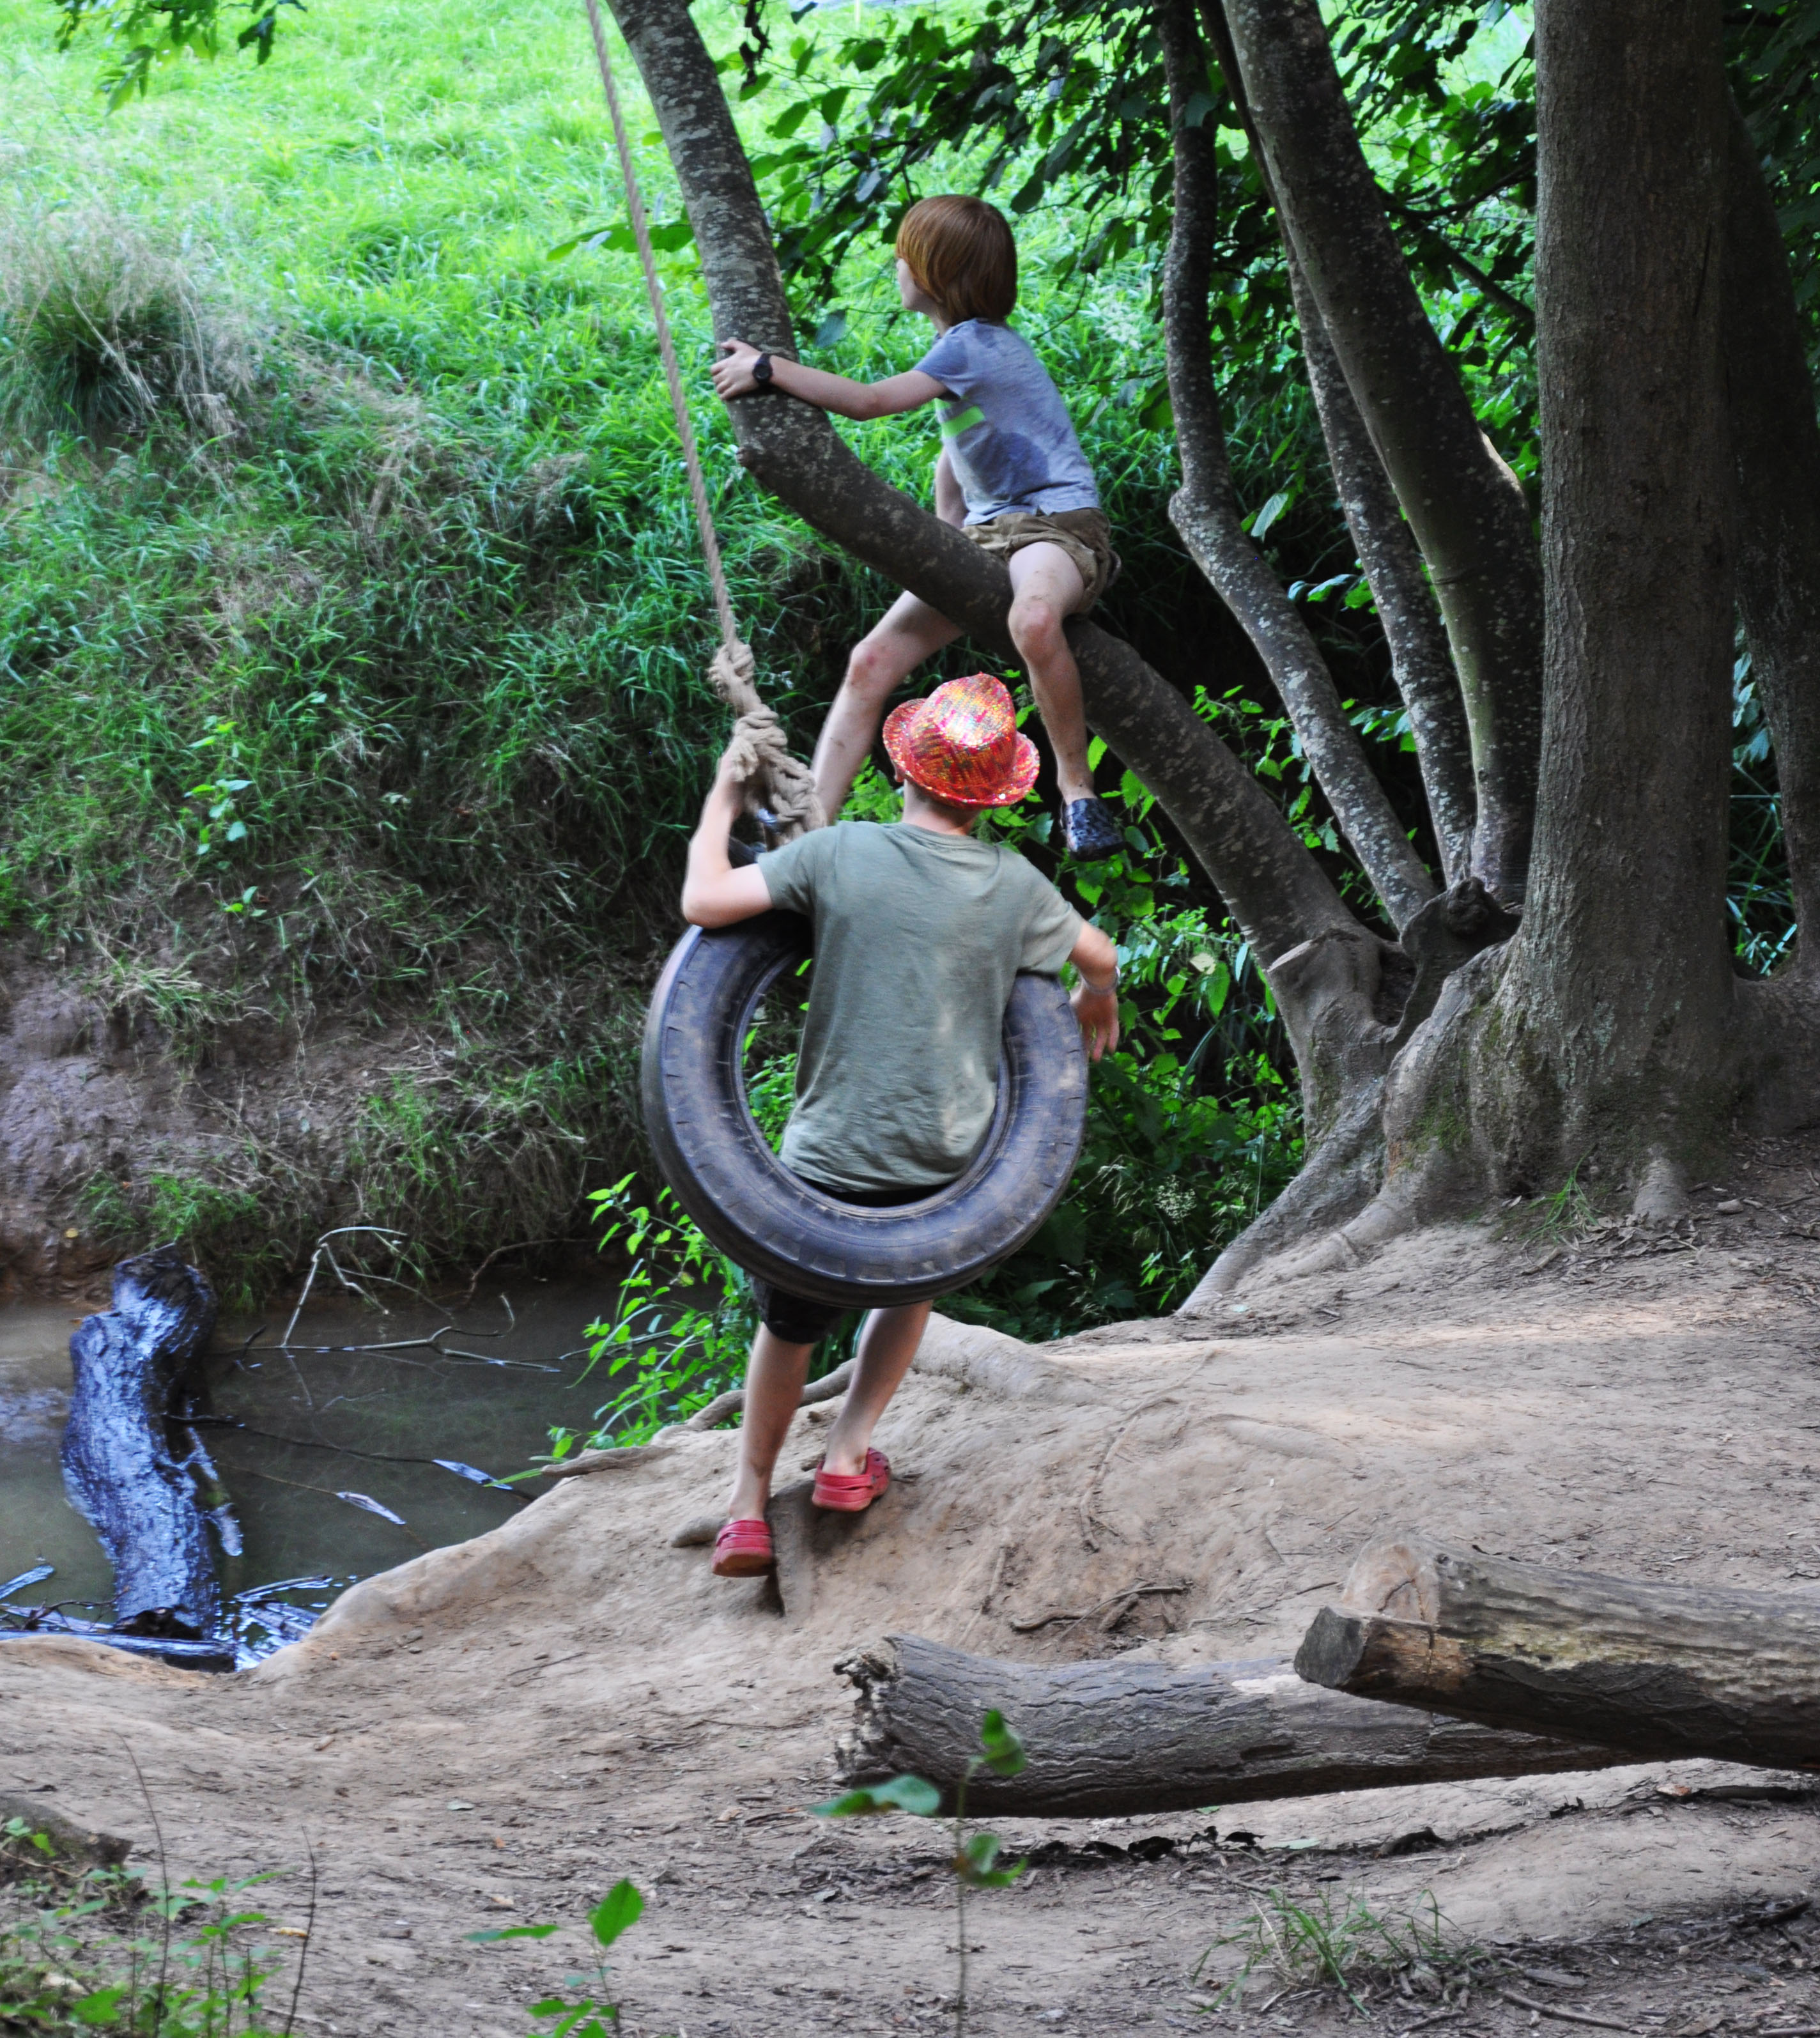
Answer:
[{"left": 0, "top": 0, "right": 1317, "bottom": 1311}]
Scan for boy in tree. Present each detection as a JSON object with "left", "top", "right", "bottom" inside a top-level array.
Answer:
[
  {"left": 711, "top": 193, "right": 1127, "bottom": 862},
  {"left": 680, "top": 674, "right": 1120, "bottom": 1575}
]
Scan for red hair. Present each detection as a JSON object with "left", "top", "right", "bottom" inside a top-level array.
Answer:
[{"left": 895, "top": 196, "right": 1018, "bottom": 324}]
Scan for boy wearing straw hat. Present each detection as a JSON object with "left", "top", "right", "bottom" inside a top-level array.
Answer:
[
  {"left": 711, "top": 194, "right": 1127, "bottom": 863},
  {"left": 681, "top": 674, "right": 1120, "bottom": 1577}
]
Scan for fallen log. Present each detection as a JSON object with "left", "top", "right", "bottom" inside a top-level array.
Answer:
[
  {"left": 60, "top": 1249, "right": 220, "bottom": 1640},
  {"left": 1294, "top": 1531, "right": 1820, "bottom": 1770},
  {"left": 833, "top": 1633, "right": 1630, "bottom": 1816}
]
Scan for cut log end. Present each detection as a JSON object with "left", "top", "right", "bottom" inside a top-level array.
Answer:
[{"left": 1297, "top": 1531, "right": 1820, "bottom": 1770}]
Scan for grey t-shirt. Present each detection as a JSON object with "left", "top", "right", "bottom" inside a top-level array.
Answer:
[
  {"left": 915, "top": 320, "right": 1101, "bottom": 525},
  {"left": 759, "top": 821, "right": 1083, "bottom": 1193}
]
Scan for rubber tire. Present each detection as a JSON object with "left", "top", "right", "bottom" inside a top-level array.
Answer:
[{"left": 641, "top": 912, "right": 1088, "bottom": 1309}]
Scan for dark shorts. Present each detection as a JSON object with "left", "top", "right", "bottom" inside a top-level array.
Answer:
[{"left": 752, "top": 1178, "right": 936, "bottom": 1345}]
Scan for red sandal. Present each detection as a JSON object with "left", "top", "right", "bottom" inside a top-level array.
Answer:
[
  {"left": 711, "top": 1518, "right": 775, "bottom": 1577},
  {"left": 812, "top": 1447, "right": 891, "bottom": 1514}
]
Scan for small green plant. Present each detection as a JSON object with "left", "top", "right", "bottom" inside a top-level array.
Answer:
[
  {"left": 467, "top": 1879, "right": 645, "bottom": 2035},
  {"left": 1196, "top": 1888, "right": 1467, "bottom": 2017},
  {"left": 817, "top": 1710, "right": 1029, "bottom": 2038},
  {"left": 0, "top": 1856, "right": 300, "bottom": 2034}
]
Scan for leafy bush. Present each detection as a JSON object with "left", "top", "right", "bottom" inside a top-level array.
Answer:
[{"left": 0, "top": 207, "right": 252, "bottom": 444}]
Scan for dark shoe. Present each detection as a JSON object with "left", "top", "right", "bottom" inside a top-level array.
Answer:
[{"left": 1062, "top": 796, "right": 1125, "bottom": 861}]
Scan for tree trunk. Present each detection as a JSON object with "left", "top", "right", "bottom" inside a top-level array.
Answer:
[
  {"left": 1158, "top": 0, "right": 1435, "bottom": 936},
  {"left": 834, "top": 1633, "right": 1631, "bottom": 1818},
  {"left": 59, "top": 1249, "right": 220, "bottom": 1639},
  {"left": 1218, "top": 0, "right": 1544, "bottom": 904},
  {"left": 1320, "top": 0, "right": 1743, "bottom": 1235},
  {"left": 606, "top": 0, "right": 1376, "bottom": 1061},
  {"left": 1723, "top": 95, "right": 1820, "bottom": 966},
  {"left": 1297, "top": 1534, "right": 1820, "bottom": 1771}
]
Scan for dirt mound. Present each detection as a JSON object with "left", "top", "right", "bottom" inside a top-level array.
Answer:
[{"left": 7, "top": 1171, "right": 1820, "bottom": 2033}]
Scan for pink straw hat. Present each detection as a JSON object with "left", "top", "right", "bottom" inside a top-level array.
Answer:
[{"left": 881, "top": 674, "right": 1040, "bottom": 809}]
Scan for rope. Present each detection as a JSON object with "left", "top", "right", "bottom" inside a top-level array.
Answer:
[{"left": 582, "top": 0, "right": 824, "bottom": 841}]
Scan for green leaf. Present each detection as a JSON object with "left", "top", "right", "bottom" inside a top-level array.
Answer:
[
  {"left": 1247, "top": 489, "right": 1291, "bottom": 541},
  {"left": 590, "top": 1878, "right": 644, "bottom": 1950},
  {"left": 71, "top": 1988, "right": 127, "bottom": 2024},
  {"left": 955, "top": 1830, "right": 1027, "bottom": 1887},
  {"left": 814, "top": 1773, "right": 942, "bottom": 1819},
  {"left": 978, "top": 1709, "right": 1027, "bottom": 1779},
  {"left": 465, "top": 1921, "right": 562, "bottom": 1942}
]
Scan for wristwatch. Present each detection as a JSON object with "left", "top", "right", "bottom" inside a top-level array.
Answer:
[{"left": 751, "top": 352, "right": 774, "bottom": 388}]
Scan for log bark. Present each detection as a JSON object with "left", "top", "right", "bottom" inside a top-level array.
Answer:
[
  {"left": 1295, "top": 1533, "right": 1820, "bottom": 1770},
  {"left": 1218, "top": 0, "right": 1544, "bottom": 904},
  {"left": 833, "top": 1633, "right": 1630, "bottom": 1818},
  {"left": 59, "top": 1249, "right": 220, "bottom": 1639},
  {"left": 606, "top": 0, "right": 1363, "bottom": 994},
  {"left": 1158, "top": 0, "right": 1435, "bottom": 936}
]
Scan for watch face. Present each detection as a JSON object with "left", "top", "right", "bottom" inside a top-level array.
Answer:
[{"left": 753, "top": 356, "right": 772, "bottom": 383}]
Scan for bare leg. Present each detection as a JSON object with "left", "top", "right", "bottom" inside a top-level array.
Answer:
[
  {"left": 1006, "top": 543, "right": 1093, "bottom": 805},
  {"left": 725, "top": 1328, "right": 814, "bottom": 1520},
  {"left": 814, "top": 591, "right": 962, "bottom": 817},
  {"left": 819, "top": 1302, "right": 931, "bottom": 1476}
]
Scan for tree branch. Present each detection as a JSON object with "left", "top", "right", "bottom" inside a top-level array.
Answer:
[
  {"left": 606, "top": 0, "right": 1361, "bottom": 987},
  {"left": 1217, "top": 0, "right": 1545, "bottom": 905},
  {"left": 1723, "top": 93, "right": 1820, "bottom": 964},
  {"left": 1286, "top": 256, "right": 1477, "bottom": 886},
  {"left": 1157, "top": 0, "right": 1436, "bottom": 934},
  {"left": 1198, "top": 0, "right": 1476, "bottom": 887}
]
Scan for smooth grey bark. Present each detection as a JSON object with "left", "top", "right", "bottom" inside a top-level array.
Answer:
[
  {"left": 1287, "top": 256, "right": 1477, "bottom": 888},
  {"left": 1195, "top": 0, "right": 1477, "bottom": 888},
  {"left": 608, "top": 0, "right": 1358, "bottom": 991},
  {"left": 1158, "top": 0, "right": 1435, "bottom": 935},
  {"left": 1724, "top": 97, "right": 1820, "bottom": 961},
  {"left": 1220, "top": 0, "right": 1544, "bottom": 905},
  {"left": 1298, "top": 1533, "right": 1820, "bottom": 1770},
  {"left": 835, "top": 1633, "right": 1631, "bottom": 1818}
]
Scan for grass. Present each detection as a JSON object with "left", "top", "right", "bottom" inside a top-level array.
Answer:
[
  {"left": 1197, "top": 1887, "right": 1477, "bottom": 2018},
  {"left": 0, "top": 0, "right": 1339, "bottom": 1309}
]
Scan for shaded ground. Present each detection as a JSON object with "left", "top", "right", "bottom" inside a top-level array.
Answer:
[{"left": 6, "top": 1140, "right": 1820, "bottom": 2034}]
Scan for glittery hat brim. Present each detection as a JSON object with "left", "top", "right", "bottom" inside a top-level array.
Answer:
[{"left": 882, "top": 702, "right": 1041, "bottom": 808}]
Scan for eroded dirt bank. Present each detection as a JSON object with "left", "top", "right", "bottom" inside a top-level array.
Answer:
[{"left": 6, "top": 1162, "right": 1820, "bottom": 2035}]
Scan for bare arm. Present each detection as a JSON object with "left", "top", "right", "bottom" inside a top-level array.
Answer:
[
  {"left": 1068, "top": 922, "right": 1121, "bottom": 1061},
  {"left": 711, "top": 339, "right": 943, "bottom": 421},
  {"left": 935, "top": 445, "right": 967, "bottom": 527},
  {"left": 680, "top": 757, "right": 776, "bottom": 928}
]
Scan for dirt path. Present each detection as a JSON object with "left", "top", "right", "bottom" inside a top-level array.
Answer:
[{"left": 6, "top": 1145, "right": 1820, "bottom": 2034}]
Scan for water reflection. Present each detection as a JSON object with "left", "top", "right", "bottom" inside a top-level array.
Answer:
[{"left": 0, "top": 1276, "right": 614, "bottom": 1662}]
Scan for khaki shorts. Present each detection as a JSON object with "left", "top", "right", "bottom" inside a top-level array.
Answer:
[{"left": 964, "top": 507, "right": 1121, "bottom": 612}]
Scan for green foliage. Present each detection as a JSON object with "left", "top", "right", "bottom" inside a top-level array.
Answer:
[
  {"left": 467, "top": 1879, "right": 646, "bottom": 2038},
  {"left": 1197, "top": 1887, "right": 1469, "bottom": 2017},
  {"left": 817, "top": 1711, "right": 1028, "bottom": 2038},
  {"left": 80, "top": 1172, "right": 283, "bottom": 1315},
  {"left": 0, "top": 1860, "right": 297, "bottom": 2035},
  {"left": 0, "top": 206, "right": 250, "bottom": 441}
]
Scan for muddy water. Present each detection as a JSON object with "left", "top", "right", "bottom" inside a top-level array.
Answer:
[{"left": 0, "top": 1276, "right": 623, "bottom": 1642}]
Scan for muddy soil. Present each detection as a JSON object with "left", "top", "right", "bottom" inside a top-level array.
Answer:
[{"left": 6, "top": 1140, "right": 1820, "bottom": 2035}]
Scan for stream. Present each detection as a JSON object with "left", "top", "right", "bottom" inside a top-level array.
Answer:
[{"left": 0, "top": 1274, "right": 624, "bottom": 1663}]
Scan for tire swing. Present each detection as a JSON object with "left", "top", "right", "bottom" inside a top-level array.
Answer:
[{"left": 585, "top": 1, "right": 1088, "bottom": 1307}]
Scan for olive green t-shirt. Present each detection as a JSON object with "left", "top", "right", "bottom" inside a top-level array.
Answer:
[{"left": 758, "top": 821, "right": 1083, "bottom": 1193}]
